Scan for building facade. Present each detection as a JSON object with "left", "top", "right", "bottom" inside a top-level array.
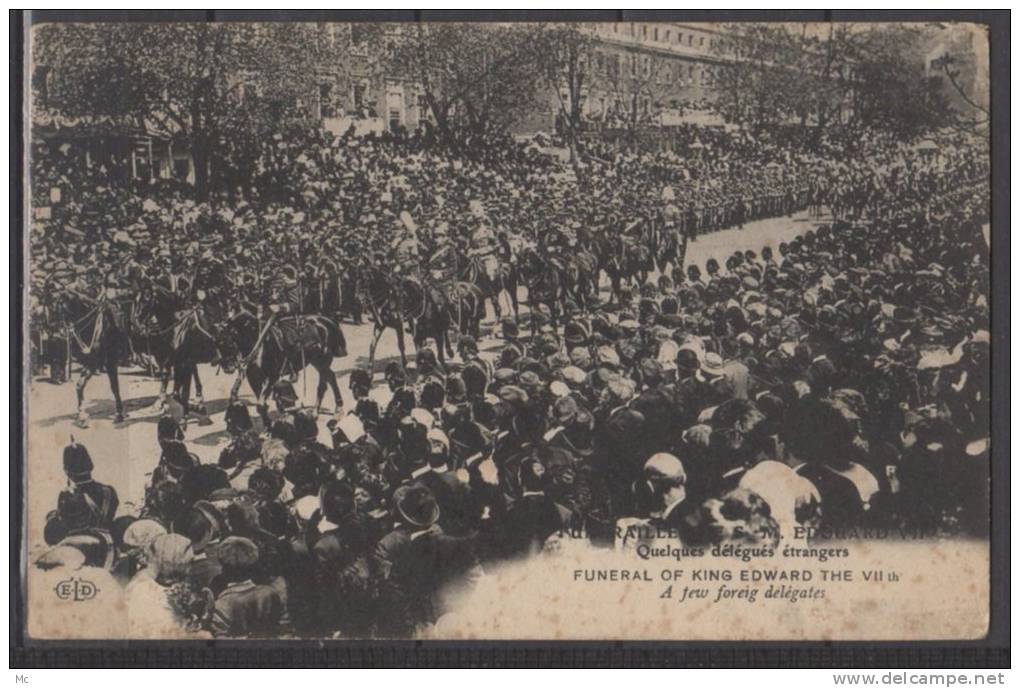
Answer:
[
  {"left": 515, "top": 22, "right": 731, "bottom": 137},
  {"left": 922, "top": 24, "right": 990, "bottom": 124}
]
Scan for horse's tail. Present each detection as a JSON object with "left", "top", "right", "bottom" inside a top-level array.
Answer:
[{"left": 322, "top": 315, "right": 347, "bottom": 358}]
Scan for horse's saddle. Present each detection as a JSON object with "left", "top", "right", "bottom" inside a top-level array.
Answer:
[
  {"left": 274, "top": 316, "right": 324, "bottom": 350},
  {"left": 478, "top": 255, "right": 500, "bottom": 282},
  {"left": 398, "top": 278, "right": 427, "bottom": 320},
  {"left": 573, "top": 250, "right": 598, "bottom": 275}
]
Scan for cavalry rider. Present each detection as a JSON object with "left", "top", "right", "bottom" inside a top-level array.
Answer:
[
  {"left": 540, "top": 221, "right": 572, "bottom": 274},
  {"left": 185, "top": 235, "right": 235, "bottom": 366},
  {"left": 391, "top": 212, "right": 422, "bottom": 279},
  {"left": 263, "top": 264, "right": 302, "bottom": 325},
  {"left": 660, "top": 185, "right": 686, "bottom": 271},
  {"left": 427, "top": 222, "right": 457, "bottom": 279},
  {"left": 467, "top": 204, "right": 500, "bottom": 284},
  {"left": 192, "top": 236, "right": 229, "bottom": 323},
  {"left": 424, "top": 221, "right": 457, "bottom": 307}
]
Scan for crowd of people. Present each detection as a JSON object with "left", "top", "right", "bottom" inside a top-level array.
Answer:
[{"left": 31, "top": 119, "right": 990, "bottom": 638}]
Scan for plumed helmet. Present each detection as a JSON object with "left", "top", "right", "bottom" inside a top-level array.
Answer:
[{"left": 62, "top": 441, "right": 94, "bottom": 479}]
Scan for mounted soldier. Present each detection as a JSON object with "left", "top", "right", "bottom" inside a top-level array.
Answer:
[
  {"left": 262, "top": 263, "right": 302, "bottom": 331},
  {"left": 467, "top": 201, "right": 499, "bottom": 284},
  {"left": 424, "top": 220, "right": 456, "bottom": 311},
  {"left": 392, "top": 212, "right": 422, "bottom": 279},
  {"left": 192, "top": 236, "right": 230, "bottom": 335},
  {"left": 660, "top": 185, "right": 687, "bottom": 273}
]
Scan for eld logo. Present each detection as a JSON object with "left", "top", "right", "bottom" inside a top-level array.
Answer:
[{"left": 53, "top": 577, "right": 98, "bottom": 602}]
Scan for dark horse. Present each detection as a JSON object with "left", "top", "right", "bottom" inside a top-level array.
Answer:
[
  {"left": 223, "top": 310, "right": 347, "bottom": 416},
  {"left": 460, "top": 250, "right": 519, "bottom": 324},
  {"left": 55, "top": 289, "right": 131, "bottom": 428},
  {"left": 447, "top": 280, "right": 486, "bottom": 341},
  {"left": 359, "top": 265, "right": 453, "bottom": 373},
  {"left": 517, "top": 246, "right": 565, "bottom": 337},
  {"left": 584, "top": 222, "right": 653, "bottom": 303},
  {"left": 651, "top": 220, "right": 689, "bottom": 278},
  {"left": 131, "top": 284, "right": 213, "bottom": 419}
]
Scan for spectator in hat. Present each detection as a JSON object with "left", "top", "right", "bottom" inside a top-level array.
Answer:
[
  {"left": 781, "top": 398, "right": 881, "bottom": 530},
  {"left": 498, "top": 455, "right": 571, "bottom": 559},
  {"left": 641, "top": 452, "right": 693, "bottom": 529},
  {"left": 378, "top": 484, "right": 482, "bottom": 636},
  {"left": 209, "top": 536, "right": 283, "bottom": 638},
  {"left": 126, "top": 533, "right": 210, "bottom": 637},
  {"left": 348, "top": 368, "right": 381, "bottom": 433},
  {"left": 594, "top": 375, "right": 646, "bottom": 516},
  {"left": 218, "top": 402, "right": 263, "bottom": 488}
]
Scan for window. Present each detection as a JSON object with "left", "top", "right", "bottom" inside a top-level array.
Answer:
[
  {"left": 643, "top": 55, "right": 651, "bottom": 78},
  {"left": 699, "top": 36, "right": 704, "bottom": 47},
  {"left": 33, "top": 66, "right": 51, "bottom": 106},
  {"left": 677, "top": 32, "right": 683, "bottom": 45},
  {"left": 319, "top": 82, "right": 336, "bottom": 118},
  {"left": 687, "top": 34, "right": 693, "bottom": 46},
  {"left": 630, "top": 54, "right": 637, "bottom": 77},
  {"left": 351, "top": 24, "right": 369, "bottom": 45},
  {"left": 353, "top": 81, "right": 368, "bottom": 111},
  {"left": 240, "top": 82, "right": 259, "bottom": 104},
  {"left": 653, "top": 27, "right": 658, "bottom": 41},
  {"left": 665, "top": 30, "right": 670, "bottom": 42},
  {"left": 642, "top": 25, "right": 647, "bottom": 38}
]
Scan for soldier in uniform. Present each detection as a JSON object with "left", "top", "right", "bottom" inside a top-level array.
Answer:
[
  {"left": 660, "top": 186, "right": 686, "bottom": 273},
  {"left": 424, "top": 221, "right": 457, "bottom": 310},
  {"left": 467, "top": 214, "right": 500, "bottom": 284},
  {"left": 260, "top": 263, "right": 302, "bottom": 338},
  {"left": 392, "top": 214, "right": 422, "bottom": 278},
  {"left": 44, "top": 442, "right": 120, "bottom": 544},
  {"left": 192, "top": 237, "right": 229, "bottom": 320}
]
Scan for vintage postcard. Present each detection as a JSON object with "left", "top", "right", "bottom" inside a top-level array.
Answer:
[{"left": 21, "top": 19, "right": 991, "bottom": 641}]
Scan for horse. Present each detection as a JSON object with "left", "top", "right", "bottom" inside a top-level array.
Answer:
[
  {"left": 517, "top": 245, "right": 564, "bottom": 338},
  {"left": 165, "top": 305, "right": 230, "bottom": 424},
  {"left": 652, "top": 223, "right": 689, "bottom": 278},
  {"left": 562, "top": 244, "right": 600, "bottom": 311},
  {"left": 460, "top": 251, "right": 519, "bottom": 324},
  {"left": 222, "top": 309, "right": 346, "bottom": 417},
  {"left": 54, "top": 289, "right": 131, "bottom": 428},
  {"left": 359, "top": 265, "right": 453, "bottom": 374},
  {"left": 131, "top": 283, "right": 213, "bottom": 418},
  {"left": 446, "top": 280, "right": 486, "bottom": 341},
  {"left": 586, "top": 225, "right": 653, "bottom": 304}
]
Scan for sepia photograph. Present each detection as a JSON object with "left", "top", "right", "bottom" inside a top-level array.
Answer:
[{"left": 17, "top": 14, "right": 997, "bottom": 651}]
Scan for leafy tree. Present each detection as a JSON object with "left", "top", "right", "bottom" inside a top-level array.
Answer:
[
  {"left": 709, "top": 24, "right": 803, "bottom": 134},
  {"left": 709, "top": 23, "right": 957, "bottom": 144},
  {"left": 387, "top": 22, "right": 547, "bottom": 151},
  {"left": 535, "top": 23, "right": 600, "bottom": 161},
  {"left": 32, "top": 23, "right": 348, "bottom": 200}
]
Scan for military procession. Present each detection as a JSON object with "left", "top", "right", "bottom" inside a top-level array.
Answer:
[
  {"left": 21, "top": 14, "right": 1000, "bottom": 626},
  {"left": 28, "top": 117, "right": 991, "bottom": 638}
]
